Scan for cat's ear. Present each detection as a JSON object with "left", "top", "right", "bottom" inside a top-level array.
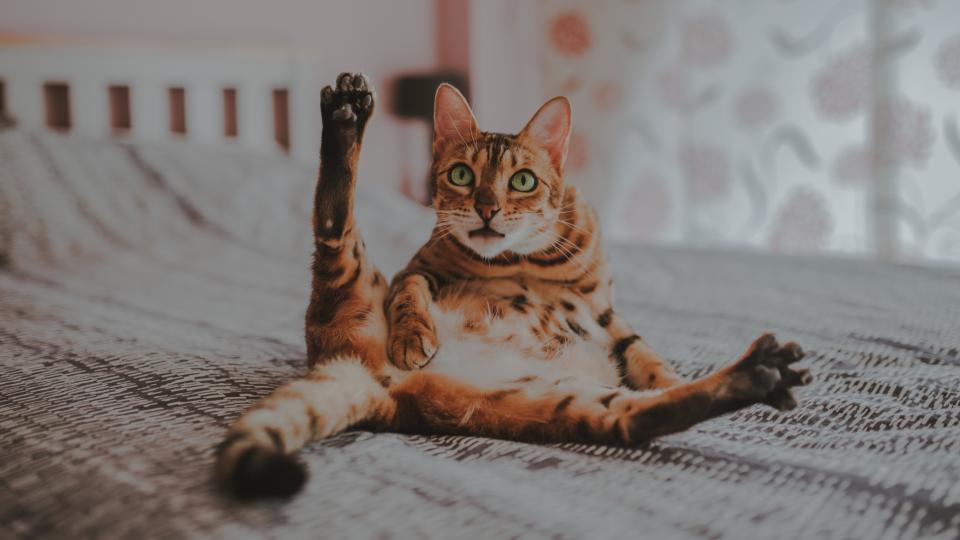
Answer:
[
  {"left": 433, "top": 84, "right": 480, "bottom": 153},
  {"left": 518, "top": 97, "right": 572, "bottom": 171}
]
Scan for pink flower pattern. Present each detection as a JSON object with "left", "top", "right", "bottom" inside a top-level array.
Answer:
[
  {"left": 877, "top": 98, "right": 935, "bottom": 169},
  {"left": 812, "top": 45, "right": 869, "bottom": 121},
  {"left": 678, "top": 142, "right": 731, "bottom": 203},
  {"left": 768, "top": 188, "right": 834, "bottom": 253},
  {"left": 536, "top": 2, "right": 959, "bottom": 264},
  {"left": 549, "top": 11, "right": 592, "bottom": 58},
  {"left": 936, "top": 35, "right": 960, "bottom": 91},
  {"left": 592, "top": 82, "right": 623, "bottom": 111},
  {"left": 681, "top": 11, "right": 733, "bottom": 67}
]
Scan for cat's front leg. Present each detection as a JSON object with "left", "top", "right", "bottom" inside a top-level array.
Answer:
[{"left": 387, "top": 273, "right": 440, "bottom": 370}]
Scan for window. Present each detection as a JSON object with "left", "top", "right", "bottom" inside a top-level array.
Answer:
[
  {"left": 108, "top": 85, "right": 132, "bottom": 132},
  {"left": 168, "top": 87, "right": 186, "bottom": 135},
  {"left": 43, "top": 82, "right": 71, "bottom": 131},
  {"left": 223, "top": 87, "right": 238, "bottom": 138},
  {"left": 273, "top": 88, "right": 289, "bottom": 152}
]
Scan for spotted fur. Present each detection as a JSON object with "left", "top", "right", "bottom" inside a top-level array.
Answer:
[{"left": 215, "top": 74, "right": 811, "bottom": 498}]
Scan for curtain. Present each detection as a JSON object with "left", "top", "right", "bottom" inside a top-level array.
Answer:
[{"left": 533, "top": 0, "right": 960, "bottom": 265}]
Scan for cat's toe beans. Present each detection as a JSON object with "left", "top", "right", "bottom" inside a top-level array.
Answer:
[
  {"left": 782, "top": 367, "right": 812, "bottom": 387},
  {"left": 360, "top": 94, "right": 374, "bottom": 111},
  {"left": 337, "top": 72, "right": 353, "bottom": 91},
  {"left": 352, "top": 74, "right": 369, "bottom": 91},
  {"left": 768, "top": 387, "right": 798, "bottom": 411},
  {"left": 332, "top": 103, "right": 355, "bottom": 122},
  {"left": 752, "top": 365, "right": 781, "bottom": 392},
  {"left": 750, "top": 333, "right": 779, "bottom": 357},
  {"left": 777, "top": 341, "right": 805, "bottom": 363},
  {"left": 322, "top": 73, "right": 374, "bottom": 124}
]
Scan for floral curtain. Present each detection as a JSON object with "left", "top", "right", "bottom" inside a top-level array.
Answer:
[{"left": 537, "top": 0, "right": 960, "bottom": 265}]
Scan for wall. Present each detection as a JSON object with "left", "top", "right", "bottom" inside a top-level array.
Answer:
[{"left": 0, "top": 0, "right": 437, "bottom": 189}]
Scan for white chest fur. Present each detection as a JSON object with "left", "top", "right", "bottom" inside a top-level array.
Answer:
[{"left": 424, "top": 304, "right": 620, "bottom": 389}]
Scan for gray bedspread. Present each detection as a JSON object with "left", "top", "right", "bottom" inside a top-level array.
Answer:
[{"left": 2, "top": 131, "right": 960, "bottom": 539}]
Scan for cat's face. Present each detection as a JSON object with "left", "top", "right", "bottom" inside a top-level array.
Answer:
[{"left": 430, "top": 85, "right": 572, "bottom": 259}]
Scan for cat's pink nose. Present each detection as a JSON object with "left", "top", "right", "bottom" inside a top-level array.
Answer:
[{"left": 475, "top": 203, "right": 500, "bottom": 222}]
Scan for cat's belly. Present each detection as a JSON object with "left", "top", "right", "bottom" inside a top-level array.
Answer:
[{"left": 424, "top": 305, "right": 619, "bottom": 389}]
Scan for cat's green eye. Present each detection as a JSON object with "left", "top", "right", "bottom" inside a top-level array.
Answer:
[
  {"left": 509, "top": 170, "right": 538, "bottom": 192},
  {"left": 448, "top": 164, "right": 475, "bottom": 186}
]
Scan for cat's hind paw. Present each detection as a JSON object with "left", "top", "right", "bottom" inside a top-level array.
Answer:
[{"left": 718, "top": 333, "right": 812, "bottom": 411}]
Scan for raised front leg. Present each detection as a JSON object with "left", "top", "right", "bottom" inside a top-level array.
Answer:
[
  {"left": 222, "top": 73, "right": 392, "bottom": 499},
  {"left": 305, "top": 73, "right": 388, "bottom": 369},
  {"left": 386, "top": 272, "right": 440, "bottom": 370},
  {"left": 599, "top": 308, "right": 683, "bottom": 390}
]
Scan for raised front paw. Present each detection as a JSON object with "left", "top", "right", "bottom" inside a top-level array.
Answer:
[
  {"left": 718, "top": 333, "right": 812, "bottom": 411},
  {"left": 321, "top": 72, "right": 375, "bottom": 129},
  {"left": 388, "top": 318, "right": 438, "bottom": 370}
]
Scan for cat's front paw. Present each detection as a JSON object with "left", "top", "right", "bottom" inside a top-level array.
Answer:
[
  {"left": 717, "top": 333, "right": 812, "bottom": 411},
  {"left": 321, "top": 72, "right": 375, "bottom": 132},
  {"left": 388, "top": 319, "right": 439, "bottom": 370}
]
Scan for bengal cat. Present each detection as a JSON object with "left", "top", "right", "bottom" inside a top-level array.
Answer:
[{"left": 215, "top": 73, "right": 812, "bottom": 498}]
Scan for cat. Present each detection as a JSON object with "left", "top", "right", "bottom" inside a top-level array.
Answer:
[{"left": 215, "top": 72, "right": 812, "bottom": 498}]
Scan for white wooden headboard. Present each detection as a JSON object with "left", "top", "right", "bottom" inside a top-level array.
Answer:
[{"left": 0, "top": 35, "right": 320, "bottom": 166}]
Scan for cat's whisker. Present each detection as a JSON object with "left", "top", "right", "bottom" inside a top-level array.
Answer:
[
  {"left": 553, "top": 234, "right": 586, "bottom": 258},
  {"left": 556, "top": 219, "right": 592, "bottom": 237},
  {"left": 549, "top": 238, "right": 574, "bottom": 260},
  {"left": 550, "top": 234, "right": 597, "bottom": 282},
  {"left": 427, "top": 223, "right": 457, "bottom": 247}
]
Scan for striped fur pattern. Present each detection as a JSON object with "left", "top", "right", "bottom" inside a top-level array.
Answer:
[{"left": 215, "top": 74, "right": 812, "bottom": 498}]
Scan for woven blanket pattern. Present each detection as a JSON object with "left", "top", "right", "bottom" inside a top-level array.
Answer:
[{"left": 1, "top": 131, "right": 959, "bottom": 539}]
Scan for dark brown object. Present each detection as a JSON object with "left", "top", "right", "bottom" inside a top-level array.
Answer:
[
  {"left": 222, "top": 88, "right": 237, "bottom": 138},
  {"left": 168, "top": 87, "right": 186, "bottom": 135},
  {"left": 44, "top": 82, "right": 71, "bottom": 131},
  {"left": 273, "top": 88, "right": 289, "bottom": 152},
  {"left": 108, "top": 85, "right": 131, "bottom": 133}
]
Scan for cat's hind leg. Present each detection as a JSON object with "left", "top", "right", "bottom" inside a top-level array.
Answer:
[
  {"left": 388, "top": 333, "right": 811, "bottom": 444},
  {"left": 216, "top": 357, "right": 396, "bottom": 498}
]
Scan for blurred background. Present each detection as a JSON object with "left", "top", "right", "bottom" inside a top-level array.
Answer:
[{"left": 2, "top": 0, "right": 959, "bottom": 266}]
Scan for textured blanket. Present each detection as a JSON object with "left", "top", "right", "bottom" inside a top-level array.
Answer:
[{"left": 2, "top": 131, "right": 959, "bottom": 539}]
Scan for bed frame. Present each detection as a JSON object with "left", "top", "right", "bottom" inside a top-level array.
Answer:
[{"left": 0, "top": 35, "right": 320, "bottom": 166}]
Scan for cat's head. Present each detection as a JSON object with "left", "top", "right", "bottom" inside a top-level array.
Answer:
[{"left": 430, "top": 84, "right": 572, "bottom": 259}]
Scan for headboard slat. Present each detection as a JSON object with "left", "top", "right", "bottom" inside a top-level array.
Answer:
[{"left": 0, "top": 37, "right": 320, "bottom": 165}]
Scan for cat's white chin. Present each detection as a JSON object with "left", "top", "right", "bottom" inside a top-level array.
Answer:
[
  {"left": 456, "top": 223, "right": 553, "bottom": 259},
  {"left": 461, "top": 233, "right": 513, "bottom": 259}
]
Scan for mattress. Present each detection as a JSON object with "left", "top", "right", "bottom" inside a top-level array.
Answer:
[{"left": 1, "top": 131, "right": 959, "bottom": 539}]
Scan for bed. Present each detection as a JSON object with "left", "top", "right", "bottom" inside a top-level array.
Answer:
[{"left": 2, "top": 126, "right": 960, "bottom": 539}]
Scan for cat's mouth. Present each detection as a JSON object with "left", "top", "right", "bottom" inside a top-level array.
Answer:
[
  {"left": 468, "top": 226, "right": 506, "bottom": 239},
  {"left": 467, "top": 225, "right": 506, "bottom": 238}
]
